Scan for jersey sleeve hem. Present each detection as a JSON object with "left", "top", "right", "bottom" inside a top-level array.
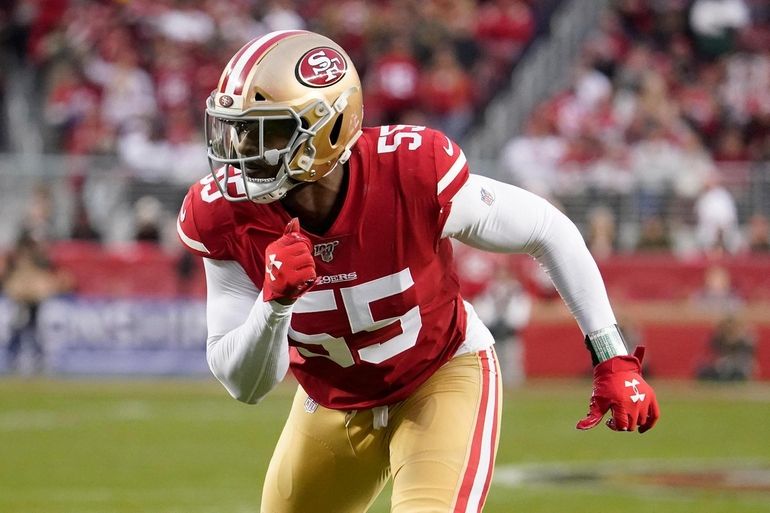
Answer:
[
  {"left": 176, "top": 184, "right": 232, "bottom": 260},
  {"left": 177, "top": 216, "right": 211, "bottom": 256}
]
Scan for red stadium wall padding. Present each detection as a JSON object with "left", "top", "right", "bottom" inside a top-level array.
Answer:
[
  {"left": 48, "top": 241, "right": 205, "bottom": 298},
  {"left": 47, "top": 243, "right": 770, "bottom": 301},
  {"left": 519, "top": 323, "right": 588, "bottom": 378},
  {"left": 520, "top": 323, "right": 770, "bottom": 380},
  {"left": 456, "top": 250, "right": 770, "bottom": 303},
  {"left": 594, "top": 254, "right": 770, "bottom": 302}
]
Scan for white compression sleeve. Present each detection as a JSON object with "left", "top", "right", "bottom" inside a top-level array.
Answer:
[
  {"left": 443, "top": 174, "right": 620, "bottom": 337},
  {"left": 203, "top": 258, "right": 293, "bottom": 404}
]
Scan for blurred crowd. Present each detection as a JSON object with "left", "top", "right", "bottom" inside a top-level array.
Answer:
[
  {"left": 501, "top": 0, "right": 770, "bottom": 257},
  {"left": 0, "top": 0, "right": 543, "bottom": 159},
  {"left": 1, "top": 0, "right": 767, "bottom": 258},
  {"left": 0, "top": 0, "right": 552, "bottom": 247}
]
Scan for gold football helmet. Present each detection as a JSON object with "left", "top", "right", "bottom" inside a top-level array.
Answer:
[{"left": 205, "top": 30, "right": 364, "bottom": 203}]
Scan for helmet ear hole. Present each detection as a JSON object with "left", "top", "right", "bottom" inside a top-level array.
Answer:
[
  {"left": 254, "top": 92, "right": 266, "bottom": 101},
  {"left": 329, "top": 114, "right": 343, "bottom": 146}
]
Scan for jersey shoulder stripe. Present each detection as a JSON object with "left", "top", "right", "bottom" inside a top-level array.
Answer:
[
  {"left": 176, "top": 179, "right": 234, "bottom": 260},
  {"left": 177, "top": 214, "right": 210, "bottom": 254},
  {"left": 437, "top": 150, "right": 467, "bottom": 195},
  {"left": 430, "top": 129, "right": 469, "bottom": 206}
]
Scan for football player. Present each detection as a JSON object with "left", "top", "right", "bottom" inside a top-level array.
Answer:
[{"left": 177, "top": 30, "right": 659, "bottom": 513}]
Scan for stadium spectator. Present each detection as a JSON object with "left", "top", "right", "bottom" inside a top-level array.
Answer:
[
  {"left": 474, "top": 0, "right": 534, "bottom": 73},
  {"left": 20, "top": 184, "right": 55, "bottom": 243},
  {"left": 635, "top": 215, "right": 673, "bottom": 252},
  {"left": 586, "top": 205, "right": 617, "bottom": 260},
  {"left": 117, "top": 110, "right": 207, "bottom": 186},
  {"left": 151, "top": 0, "right": 217, "bottom": 44},
  {"left": 83, "top": 45, "right": 157, "bottom": 134},
  {"left": 692, "top": 264, "right": 743, "bottom": 313},
  {"left": 70, "top": 200, "right": 101, "bottom": 241},
  {"left": 499, "top": 105, "right": 565, "bottom": 197},
  {"left": 694, "top": 173, "right": 742, "bottom": 255},
  {"left": 745, "top": 213, "right": 770, "bottom": 253},
  {"left": 261, "top": 0, "right": 306, "bottom": 32},
  {"left": 689, "top": 0, "right": 750, "bottom": 59},
  {"left": 205, "top": 1, "right": 267, "bottom": 46},
  {"left": 451, "top": 243, "right": 501, "bottom": 301},
  {"left": 133, "top": 196, "right": 165, "bottom": 244},
  {"left": 418, "top": 43, "right": 475, "bottom": 140},
  {"left": 555, "top": 63, "right": 613, "bottom": 140},
  {"left": 585, "top": 140, "right": 635, "bottom": 198},
  {"left": 628, "top": 121, "right": 684, "bottom": 219},
  {"left": 149, "top": 40, "right": 197, "bottom": 114},
  {"left": 42, "top": 61, "right": 100, "bottom": 151},
  {"left": 713, "top": 125, "right": 751, "bottom": 162},
  {"left": 417, "top": 0, "right": 479, "bottom": 71},
  {"left": 364, "top": 36, "right": 421, "bottom": 125},
  {"left": 1, "top": 231, "right": 73, "bottom": 373},
  {"left": 697, "top": 315, "right": 756, "bottom": 381},
  {"left": 471, "top": 265, "right": 531, "bottom": 388},
  {"left": 64, "top": 105, "right": 116, "bottom": 156}
]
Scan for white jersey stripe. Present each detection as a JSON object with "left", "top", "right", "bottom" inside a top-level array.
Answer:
[
  {"left": 224, "top": 30, "right": 298, "bottom": 95},
  {"left": 437, "top": 151, "right": 467, "bottom": 195},
  {"left": 177, "top": 217, "right": 210, "bottom": 254},
  {"left": 465, "top": 349, "right": 498, "bottom": 513}
]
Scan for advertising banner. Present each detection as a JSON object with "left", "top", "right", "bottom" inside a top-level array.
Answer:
[{"left": 0, "top": 298, "right": 208, "bottom": 375}]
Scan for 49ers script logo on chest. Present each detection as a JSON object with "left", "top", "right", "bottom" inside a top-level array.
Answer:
[{"left": 296, "top": 47, "right": 347, "bottom": 87}]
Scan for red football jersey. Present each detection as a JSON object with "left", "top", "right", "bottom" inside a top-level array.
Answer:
[{"left": 178, "top": 125, "right": 470, "bottom": 409}]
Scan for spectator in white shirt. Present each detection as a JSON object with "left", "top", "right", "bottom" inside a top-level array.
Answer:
[{"left": 694, "top": 173, "right": 742, "bottom": 254}]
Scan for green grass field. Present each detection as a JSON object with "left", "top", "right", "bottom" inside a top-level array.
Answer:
[{"left": 1, "top": 377, "right": 769, "bottom": 513}]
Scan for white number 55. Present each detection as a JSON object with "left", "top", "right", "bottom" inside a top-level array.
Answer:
[
  {"left": 377, "top": 125, "right": 425, "bottom": 153},
  {"left": 289, "top": 268, "right": 422, "bottom": 367}
]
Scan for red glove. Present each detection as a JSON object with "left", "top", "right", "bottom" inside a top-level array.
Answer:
[
  {"left": 577, "top": 346, "right": 659, "bottom": 433},
  {"left": 262, "top": 218, "right": 316, "bottom": 303}
]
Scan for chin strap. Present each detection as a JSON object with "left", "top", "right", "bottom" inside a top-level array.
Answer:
[{"left": 339, "top": 129, "right": 363, "bottom": 165}]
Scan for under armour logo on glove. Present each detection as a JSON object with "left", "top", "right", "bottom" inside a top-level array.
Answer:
[
  {"left": 266, "top": 254, "right": 282, "bottom": 281},
  {"left": 262, "top": 218, "right": 316, "bottom": 303},
  {"left": 625, "top": 379, "right": 646, "bottom": 403},
  {"left": 576, "top": 346, "right": 660, "bottom": 433}
]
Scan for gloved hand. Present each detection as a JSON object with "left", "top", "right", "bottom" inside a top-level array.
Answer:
[
  {"left": 577, "top": 346, "right": 659, "bottom": 433},
  {"left": 262, "top": 218, "right": 316, "bottom": 303}
]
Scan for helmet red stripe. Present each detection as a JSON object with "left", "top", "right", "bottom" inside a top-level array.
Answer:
[
  {"left": 222, "top": 30, "right": 306, "bottom": 96},
  {"left": 219, "top": 37, "right": 260, "bottom": 93}
]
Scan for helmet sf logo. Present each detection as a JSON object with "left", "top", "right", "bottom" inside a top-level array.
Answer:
[{"left": 296, "top": 47, "right": 347, "bottom": 87}]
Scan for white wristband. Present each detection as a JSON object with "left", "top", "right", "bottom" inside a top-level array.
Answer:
[{"left": 586, "top": 325, "right": 628, "bottom": 364}]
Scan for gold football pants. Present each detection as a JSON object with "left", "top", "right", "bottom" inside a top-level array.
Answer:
[{"left": 261, "top": 348, "right": 502, "bottom": 513}]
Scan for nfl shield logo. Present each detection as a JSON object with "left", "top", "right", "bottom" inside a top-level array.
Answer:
[
  {"left": 304, "top": 397, "right": 318, "bottom": 413},
  {"left": 480, "top": 188, "right": 495, "bottom": 206}
]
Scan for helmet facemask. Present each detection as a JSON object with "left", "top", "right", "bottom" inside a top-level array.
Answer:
[{"left": 205, "top": 97, "right": 337, "bottom": 204}]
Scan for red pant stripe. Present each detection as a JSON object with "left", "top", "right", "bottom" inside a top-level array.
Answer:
[{"left": 454, "top": 349, "right": 498, "bottom": 512}]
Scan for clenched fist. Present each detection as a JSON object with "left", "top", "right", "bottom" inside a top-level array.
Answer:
[{"left": 262, "top": 218, "right": 316, "bottom": 303}]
